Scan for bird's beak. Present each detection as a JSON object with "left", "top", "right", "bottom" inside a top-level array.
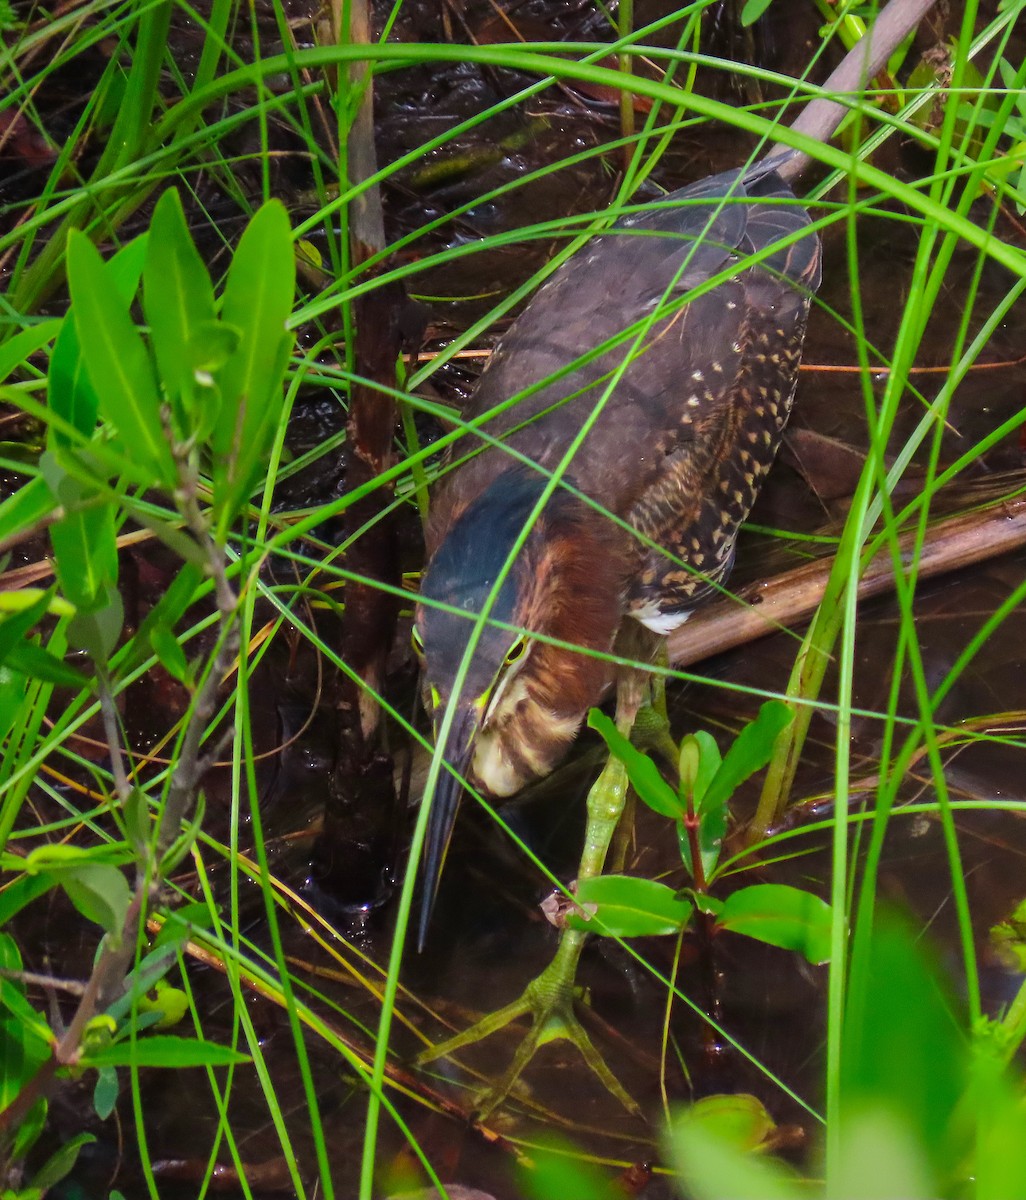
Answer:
[{"left": 417, "top": 700, "right": 482, "bottom": 951}]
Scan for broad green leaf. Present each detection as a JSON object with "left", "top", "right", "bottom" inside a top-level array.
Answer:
[
  {"left": 67, "top": 587, "right": 124, "bottom": 660},
  {"left": 0, "top": 663, "right": 27, "bottom": 739},
  {"left": 588, "top": 709, "right": 681, "bottom": 818},
  {"left": 700, "top": 701, "right": 793, "bottom": 815},
  {"left": 718, "top": 884, "right": 832, "bottom": 965},
  {"left": 968, "top": 1048, "right": 1026, "bottom": 1200},
  {"left": 831, "top": 1108, "right": 935, "bottom": 1200},
  {"left": 24, "top": 843, "right": 126, "bottom": 872},
  {"left": 517, "top": 1136, "right": 620, "bottom": 1200},
  {"left": 41, "top": 453, "right": 119, "bottom": 613},
  {"left": 0, "top": 319, "right": 60, "bottom": 383},
  {"left": 66, "top": 230, "right": 173, "bottom": 484},
  {"left": 5, "top": 641, "right": 88, "bottom": 688},
  {"left": 143, "top": 188, "right": 216, "bottom": 425},
  {"left": 0, "top": 588, "right": 54, "bottom": 663},
  {"left": 151, "top": 901, "right": 216, "bottom": 950},
  {"left": 0, "top": 589, "right": 75, "bottom": 619},
  {"left": 212, "top": 200, "right": 295, "bottom": 522},
  {"left": 57, "top": 864, "right": 132, "bottom": 935},
  {"left": 0, "top": 1016, "right": 52, "bottom": 1110},
  {"left": 80, "top": 1034, "right": 249, "bottom": 1069},
  {"left": 29, "top": 1133, "right": 96, "bottom": 1191},
  {"left": 0, "top": 477, "right": 59, "bottom": 546},
  {"left": 10, "top": 1096, "right": 47, "bottom": 1162},
  {"left": 48, "top": 231, "right": 150, "bottom": 449},
  {"left": 49, "top": 311, "right": 99, "bottom": 445},
  {"left": 842, "top": 911, "right": 964, "bottom": 1182},
  {"left": 0, "top": 871, "right": 56, "bottom": 925},
  {"left": 567, "top": 874, "right": 692, "bottom": 937},
  {"left": 0, "top": 976, "right": 51, "bottom": 1039},
  {"left": 0, "top": 932, "right": 23, "bottom": 971},
  {"left": 107, "top": 232, "right": 150, "bottom": 303}
]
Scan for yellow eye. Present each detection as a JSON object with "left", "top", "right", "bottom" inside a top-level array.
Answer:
[
  {"left": 411, "top": 625, "right": 425, "bottom": 656},
  {"left": 504, "top": 637, "right": 527, "bottom": 666}
]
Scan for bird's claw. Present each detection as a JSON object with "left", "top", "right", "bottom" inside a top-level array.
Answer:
[{"left": 415, "top": 936, "right": 640, "bottom": 1120}]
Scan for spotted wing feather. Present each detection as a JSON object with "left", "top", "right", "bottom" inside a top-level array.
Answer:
[{"left": 430, "top": 167, "right": 822, "bottom": 626}]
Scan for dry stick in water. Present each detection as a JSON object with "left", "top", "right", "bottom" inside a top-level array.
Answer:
[{"left": 667, "top": 498, "right": 1026, "bottom": 668}]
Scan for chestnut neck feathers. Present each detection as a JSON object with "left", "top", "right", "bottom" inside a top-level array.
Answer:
[{"left": 420, "top": 471, "right": 626, "bottom": 713}]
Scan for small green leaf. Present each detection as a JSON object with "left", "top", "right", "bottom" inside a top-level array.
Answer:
[
  {"left": 0, "top": 975, "right": 52, "bottom": 1042},
  {"left": 568, "top": 874, "right": 692, "bottom": 937},
  {"left": 0, "top": 1015, "right": 53, "bottom": 1110},
  {"left": 93, "top": 1065, "right": 119, "bottom": 1120},
  {"left": 740, "top": 0, "right": 774, "bottom": 26},
  {"left": 41, "top": 451, "right": 119, "bottom": 614},
  {"left": 49, "top": 311, "right": 99, "bottom": 446},
  {"left": 701, "top": 701, "right": 793, "bottom": 815},
  {"left": 718, "top": 884, "right": 832, "bottom": 965},
  {"left": 678, "top": 801, "right": 728, "bottom": 884},
  {"left": 0, "top": 477, "right": 59, "bottom": 549},
  {"left": 0, "top": 665, "right": 28, "bottom": 739},
  {"left": 121, "top": 787, "right": 153, "bottom": 855},
  {"left": 212, "top": 200, "right": 295, "bottom": 523},
  {"left": 10, "top": 1096, "right": 48, "bottom": 1162},
  {"left": 149, "top": 621, "right": 190, "bottom": 685},
  {"left": 125, "top": 562, "right": 203, "bottom": 674},
  {"left": 0, "top": 871, "right": 57, "bottom": 925},
  {"left": 0, "top": 588, "right": 53, "bottom": 663},
  {"left": 67, "top": 586, "right": 124, "bottom": 660},
  {"left": 79, "top": 1034, "right": 249, "bottom": 1069},
  {"left": 0, "top": 320, "right": 60, "bottom": 383},
  {"left": 6, "top": 640, "right": 89, "bottom": 687},
  {"left": 690, "top": 729, "right": 722, "bottom": 808},
  {"left": 28, "top": 1133, "right": 96, "bottom": 1191},
  {"left": 66, "top": 230, "right": 173, "bottom": 484},
  {"left": 151, "top": 901, "right": 216, "bottom": 950},
  {"left": 143, "top": 189, "right": 217, "bottom": 430},
  {"left": 58, "top": 864, "right": 132, "bottom": 935},
  {"left": 588, "top": 709, "right": 682, "bottom": 818}
]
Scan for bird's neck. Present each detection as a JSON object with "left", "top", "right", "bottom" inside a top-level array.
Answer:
[{"left": 524, "top": 491, "right": 629, "bottom": 722}]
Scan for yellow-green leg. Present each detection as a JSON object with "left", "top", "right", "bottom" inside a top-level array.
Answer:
[{"left": 416, "top": 645, "right": 653, "bottom": 1119}]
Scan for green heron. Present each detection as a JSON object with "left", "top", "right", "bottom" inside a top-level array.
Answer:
[{"left": 413, "top": 0, "right": 936, "bottom": 1113}]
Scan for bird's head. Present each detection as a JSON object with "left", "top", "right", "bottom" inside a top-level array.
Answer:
[{"left": 413, "top": 470, "right": 626, "bottom": 943}]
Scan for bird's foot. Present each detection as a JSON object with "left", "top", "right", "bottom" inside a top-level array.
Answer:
[{"left": 415, "top": 929, "right": 640, "bottom": 1120}]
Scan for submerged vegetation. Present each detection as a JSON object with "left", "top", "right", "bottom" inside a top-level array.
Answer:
[{"left": 2, "top": 0, "right": 1026, "bottom": 1196}]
